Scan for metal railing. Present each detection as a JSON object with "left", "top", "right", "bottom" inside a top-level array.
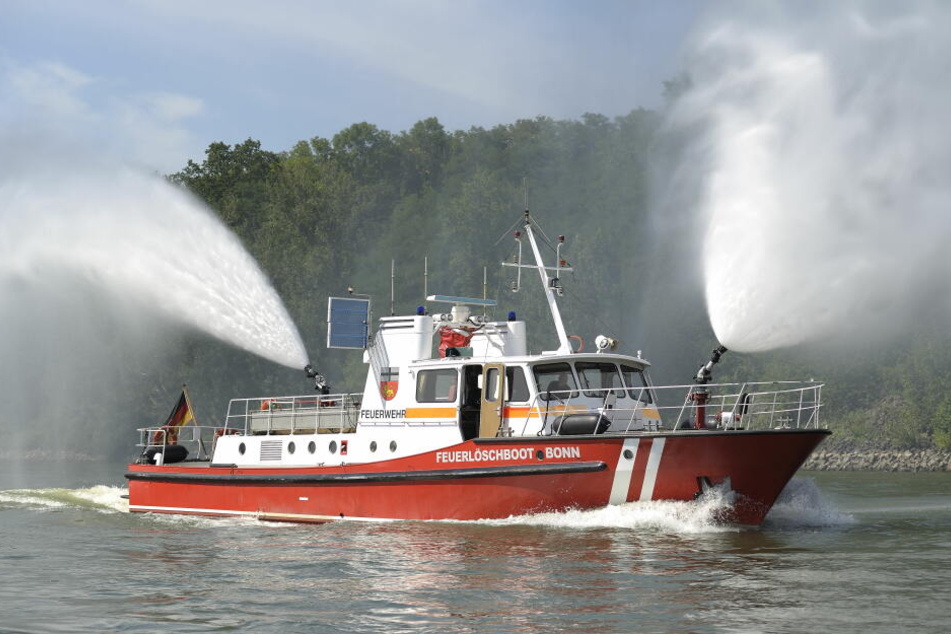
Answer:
[
  {"left": 136, "top": 424, "right": 220, "bottom": 462},
  {"left": 224, "top": 392, "right": 363, "bottom": 436},
  {"left": 673, "top": 381, "right": 824, "bottom": 431},
  {"left": 506, "top": 381, "right": 823, "bottom": 437}
]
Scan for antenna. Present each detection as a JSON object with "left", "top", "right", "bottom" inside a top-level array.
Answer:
[
  {"left": 390, "top": 259, "right": 395, "bottom": 316},
  {"left": 510, "top": 229, "right": 522, "bottom": 292},
  {"left": 483, "top": 266, "right": 489, "bottom": 317}
]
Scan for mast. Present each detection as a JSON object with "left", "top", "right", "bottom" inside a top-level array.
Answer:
[{"left": 505, "top": 210, "right": 573, "bottom": 354}]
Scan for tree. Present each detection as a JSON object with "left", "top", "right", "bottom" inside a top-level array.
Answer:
[{"left": 170, "top": 139, "right": 279, "bottom": 235}]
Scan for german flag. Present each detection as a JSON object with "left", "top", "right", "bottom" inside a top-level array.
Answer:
[{"left": 164, "top": 386, "right": 197, "bottom": 428}]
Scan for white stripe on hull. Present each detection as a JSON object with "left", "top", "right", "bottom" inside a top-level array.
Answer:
[
  {"left": 608, "top": 438, "right": 640, "bottom": 505},
  {"left": 639, "top": 437, "right": 666, "bottom": 501}
]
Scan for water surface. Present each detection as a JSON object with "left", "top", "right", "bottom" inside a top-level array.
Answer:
[{"left": 1, "top": 463, "right": 948, "bottom": 633}]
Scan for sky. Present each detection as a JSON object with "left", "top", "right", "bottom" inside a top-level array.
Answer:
[{"left": 0, "top": 0, "right": 702, "bottom": 174}]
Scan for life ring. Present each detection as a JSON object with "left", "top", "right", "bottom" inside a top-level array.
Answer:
[
  {"left": 151, "top": 426, "right": 178, "bottom": 445},
  {"left": 568, "top": 335, "right": 585, "bottom": 353}
]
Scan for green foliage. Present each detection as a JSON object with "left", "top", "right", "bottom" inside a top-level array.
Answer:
[{"left": 170, "top": 139, "right": 280, "bottom": 236}]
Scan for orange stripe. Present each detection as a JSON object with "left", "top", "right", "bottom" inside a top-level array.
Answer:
[
  {"left": 503, "top": 405, "right": 589, "bottom": 419},
  {"left": 405, "top": 407, "right": 457, "bottom": 419},
  {"left": 538, "top": 405, "right": 588, "bottom": 415}
]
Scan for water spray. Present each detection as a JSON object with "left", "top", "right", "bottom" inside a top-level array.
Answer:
[
  {"left": 0, "top": 157, "right": 314, "bottom": 456},
  {"left": 673, "top": 3, "right": 951, "bottom": 352}
]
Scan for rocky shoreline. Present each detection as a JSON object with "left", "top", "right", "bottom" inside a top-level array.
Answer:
[{"left": 803, "top": 449, "right": 951, "bottom": 472}]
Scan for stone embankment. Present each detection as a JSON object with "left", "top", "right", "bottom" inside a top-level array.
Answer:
[{"left": 804, "top": 449, "right": 951, "bottom": 472}]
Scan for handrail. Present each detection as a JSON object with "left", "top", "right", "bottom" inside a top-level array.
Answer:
[
  {"left": 504, "top": 381, "right": 823, "bottom": 437},
  {"left": 136, "top": 424, "right": 221, "bottom": 461},
  {"left": 224, "top": 392, "right": 362, "bottom": 435},
  {"left": 136, "top": 382, "right": 823, "bottom": 456}
]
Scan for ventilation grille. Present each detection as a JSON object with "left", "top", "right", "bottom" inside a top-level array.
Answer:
[{"left": 260, "top": 440, "right": 283, "bottom": 461}]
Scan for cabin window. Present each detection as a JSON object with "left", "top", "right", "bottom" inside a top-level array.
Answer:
[
  {"left": 506, "top": 367, "right": 530, "bottom": 402},
  {"left": 533, "top": 363, "right": 578, "bottom": 401},
  {"left": 416, "top": 368, "right": 459, "bottom": 403},
  {"left": 620, "top": 364, "right": 653, "bottom": 403},
  {"left": 575, "top": 362, "right": 623, "bottom": 398},
  {"left": 484, "top": 367, "right": 501, "bottom": 403}
]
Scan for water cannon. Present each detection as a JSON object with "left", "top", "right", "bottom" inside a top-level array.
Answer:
[
  {"left": 304, "top": 363, "right": 330, "bottom": 394},
  {"left": 695, "top": 345, "right": 728, "bottom": 385},
  {"left": 690, "top": 345, "right": 728, "bottom": 430}
]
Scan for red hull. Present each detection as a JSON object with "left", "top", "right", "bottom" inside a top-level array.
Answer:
[{"left": 126, "top": 429, "right": 828, "bottom": 526}]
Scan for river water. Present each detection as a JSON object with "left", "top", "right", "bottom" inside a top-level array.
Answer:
[{"left": 1, "top": 462, "right": 948, "bottom": 634}]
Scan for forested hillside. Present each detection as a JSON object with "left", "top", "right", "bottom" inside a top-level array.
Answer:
[{"left": 166, "top": 110, "right": 951, "bottom": 452}]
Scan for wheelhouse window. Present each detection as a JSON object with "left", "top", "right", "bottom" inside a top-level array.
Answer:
[
  {"left": 484, "top": 367, "right": 501, "bottom": 403},
  {"left": 506, "top": 366, "right": 530, "bottom": 402},
  {"left": 533, "top": 363, "right": 578, "bottom": 401},
  {"left": 575, "top": 362, "right": 623, "bottom": 398},
  {"left": 620, "top": 364, "right": 652, "bottom": 403},
  {"left": 416, "top": 369, "right": 458, "bottom": 403}
]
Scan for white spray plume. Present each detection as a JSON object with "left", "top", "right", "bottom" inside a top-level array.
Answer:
[
  {"left": 671, "top": 2, "right": 951, "bottom": 352},
  {"left": 0, "top": 155, "right": 308, "bottom": 369}
]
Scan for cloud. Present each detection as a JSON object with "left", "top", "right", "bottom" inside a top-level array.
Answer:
[
  {"left": 134, "top": 0, "right": 689, "bottom": 124},
  {"left": 3, "top": 0, "right": 698, "bottom": 170},
  {"left": 0, "top": 57, "right": 205, "bottom": 173},
  {"left": 1, "top": 59, "right": 96, "bottom": 124}
]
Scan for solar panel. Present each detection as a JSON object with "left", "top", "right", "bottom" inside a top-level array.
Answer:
[{"left": 327, "top": 297, "right": 370, "bottom": 349}]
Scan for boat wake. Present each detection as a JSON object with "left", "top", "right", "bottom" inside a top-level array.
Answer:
[
  {"left": 479, "top": 477, "right": 854, "bottom": 533},
  {"left": 480, "top": 485, "right": 741, "bottom": 534},
  {"left": 0, "top": 485, "right": 291, "bottom": 529},
  {"left": 0, "top": 485, "right": 129, "bottom": 513},
  {"left": 2, "top": 477, "right": 854, "bottom": 533}
]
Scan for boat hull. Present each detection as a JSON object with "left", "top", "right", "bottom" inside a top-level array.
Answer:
[{"left": 126, "top": 429, "right": 829, "bottom": 526}]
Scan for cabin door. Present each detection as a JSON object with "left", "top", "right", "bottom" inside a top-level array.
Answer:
[{"left": 479, "top": 364, "right": 505, "bottom": 438}]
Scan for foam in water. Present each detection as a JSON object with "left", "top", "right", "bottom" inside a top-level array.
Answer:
[
  {"left": 0, "top": 160, "right": 307, "bottom": 368},
  {"left": 480, "top": 484, "right": 741, "bottom": 534},
  {"left": 672, "top": 3, "right": 951, "bottom": 352},
  {"left": 0, "top": 485, "right": 129, "bottom": 513},
  {"left": 2, "top": 479, "right": 854, "bottom": 532}
]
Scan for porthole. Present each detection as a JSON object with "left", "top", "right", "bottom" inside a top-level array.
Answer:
[
  {"left": 389, "top": 440, "right": 397, "bottom": 452},
  {"left": 238, "top": 442, "right": 246, "bottom": 455},
  {"left": 536, "top": 449, "right": 544, "bottom": 460},
  {"left": 623, "top": 448, "right": 635, "bottom": 460},
  {"left": 308, "top": 441, "right": 317, "bottom": 454},
  {"left": 370, "top": 441, "right": 378, "bottom": 452},
  {"left": 329, "top": 440, "right": 338, "bottom": 454},
  {"left": 288, "top": 441, "right": 296, "bottom": 455}
]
